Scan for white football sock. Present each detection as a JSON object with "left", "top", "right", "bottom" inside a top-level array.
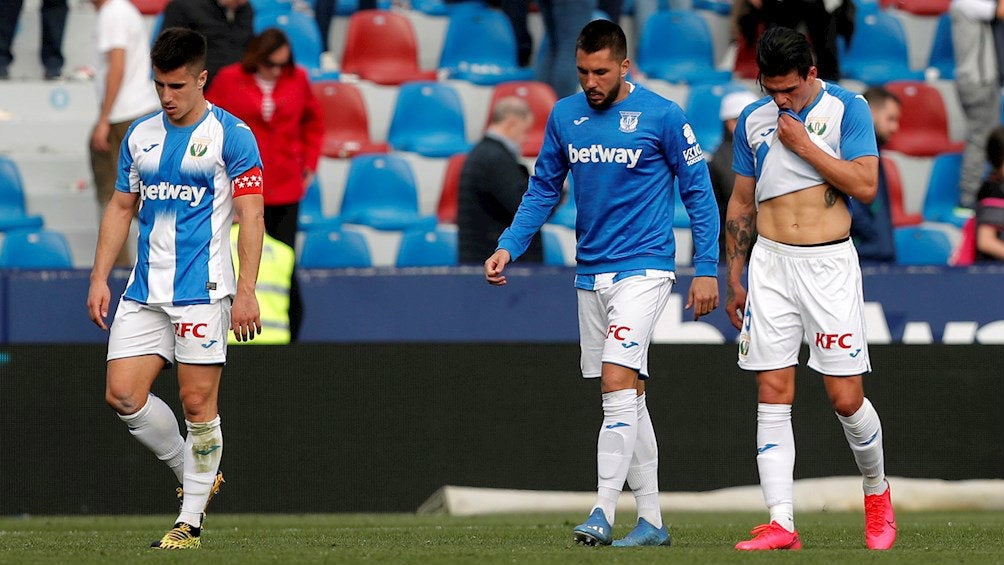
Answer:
[
  {"left": 837, "top": 397, "right": 887, "bottom": 495},
  {"left": 756, "top": 403, "right": 795, "bottom": 532},
  {"left": 626, "top": 393, "right": 662, "bottom": 528},
  {"left": 177, "top": 416, "right": 223, "bottom": 527},
  {"left": 118, "top": 394, "right": 185, "bottom": 482},
  {"left": 594, "top": 388, "right": 638, "bottom": 525}
]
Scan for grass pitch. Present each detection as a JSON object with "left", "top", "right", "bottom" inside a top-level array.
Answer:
[{"left": 0, "top": 511, "right": 1002, "bottom": 565}]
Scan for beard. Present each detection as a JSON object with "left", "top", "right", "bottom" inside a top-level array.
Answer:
[{"left": 585, "top": 80, "right": 621, "bottom": 110}]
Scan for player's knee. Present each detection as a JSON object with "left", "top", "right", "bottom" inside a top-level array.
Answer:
[
  {"left": 178, "top": 390, "right": 214, "bottom": 420},
  {"left": 105, "top": 389, "right": 141, "bottom": 415},
  {"left": 831, "top": 396, "right": 862, "bottom": 417}
]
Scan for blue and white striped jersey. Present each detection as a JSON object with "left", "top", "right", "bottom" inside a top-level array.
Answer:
[
  {"left": 733, "top": 80, "right": 878, "bottom": 204},
  {"left": 497, "top": 82, "right": 720, "bottom": 278},
  {"left": 116, "top": 103, "right": 263, "bottom": 305}
]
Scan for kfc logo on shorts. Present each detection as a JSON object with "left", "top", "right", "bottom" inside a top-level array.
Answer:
[
  {"left": 815, "top": 332, "right": 853, "bottom": 349},
  {"left": 175, "top": 322, "right": 209, "bottom": 339}
]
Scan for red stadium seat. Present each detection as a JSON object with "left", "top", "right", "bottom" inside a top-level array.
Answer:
[
  {"left": 883, "top": 81, "right": 964, "bottom": 157},
  {"left": 130, "top": 0, "right": 170, "bottom": 15},
  {"left": 892, "top": 0, "right": 950, "bottom": 16},
  {"left": 310, "top": 81, "right": 389, "bottom": 159},
  {"left": 882, "top": 155, "right": 923, "bottom": 227},
  {"left": 436, "top": 152, "right": 467, "bottom": 224},
  {"left": 340, "top": 10, "right": 438, "bottom": 85},
  {"left": 486, "top": 81, "right": 557, "bottom": 157}
]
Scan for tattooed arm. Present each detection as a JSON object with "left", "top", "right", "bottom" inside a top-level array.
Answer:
[
  {"left": 776, "top": 115, "right": 879, "bottom": 203},
  {"left": 725, "top": 174, "right": 757, "bottom": 330}
]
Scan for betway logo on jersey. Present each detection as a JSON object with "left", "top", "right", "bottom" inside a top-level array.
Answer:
[
  {"left": 567, "top": 144, "right": 642, "bottom": 169},
  {"left": 139, "top": 181, "right": 209, "bottom": 207}
]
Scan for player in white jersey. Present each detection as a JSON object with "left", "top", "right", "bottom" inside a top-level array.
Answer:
[
  {"left": 486, "top": 20, "right": 720, "bottom": 547},
  {"left": 724, "top": 27, "right": 896, "bottom": 551},
  {"left": 86, "top": 27, "right": 265, "bottom": 550}
]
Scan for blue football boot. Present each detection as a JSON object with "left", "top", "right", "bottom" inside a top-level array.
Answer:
[
  {"left": 572, "top": 508, "right": 613, "bottom": 546},
  {"left": 612, "top": 518, "right": 673, "bottom": 546}
]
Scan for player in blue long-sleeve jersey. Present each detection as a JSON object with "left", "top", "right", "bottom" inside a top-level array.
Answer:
[{"left": 484, "top": 20, "right": 720, "bottom": 547}]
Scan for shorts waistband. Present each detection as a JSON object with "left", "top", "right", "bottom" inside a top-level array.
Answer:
[{"left": 755, "top": 235, "right": 855, "bottom": 259}]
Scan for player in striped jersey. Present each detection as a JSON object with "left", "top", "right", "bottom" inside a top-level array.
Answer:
[
  {"left": 87, "top": 27, "right": 265, "bottom": 549},
  {"left": 485, "top": 20, "right": 720, "bottom": 547}
]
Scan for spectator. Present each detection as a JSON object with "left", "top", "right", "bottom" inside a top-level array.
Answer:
[
  {"left": 160, "top": 0, "right": 254, "bottom": 88},
  {"left": 747, "top": 0, "right": 855, "bottom": 81},
  {"left": 458, "top": 96, "right": 540, "bottom": 264},
  {"left": 974, "top": 126, "right": 1004, "bottom": 260},
  {"left": 535, "top": 0, "right": 596, "bottom": 97},
  {"left": 950, "top": 0, "right": 1004, "bottom": 208},
  {"left": 88, "top": 0, "right": 160, "bottom": 268},
  {"left": 849, "top": 86, "right": 900, "bottom": 263},
  {"left": 710, "top": 89, "right": 758, "bottom": 262},
  {"left": 229, "top": 221, "right": 294, "bottom": 343},
  {"left": 207, "top": 28, "right": 323, "bottom": 342},
  {"left": 0, "top": 0, "right": 67, "bottom": 79}
]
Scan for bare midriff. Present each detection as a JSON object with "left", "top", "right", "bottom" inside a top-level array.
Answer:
[{"left": 756, "top": 183, "right": 851, "bottom": 245}]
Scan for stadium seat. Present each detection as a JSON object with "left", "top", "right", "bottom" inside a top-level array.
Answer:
[
  {"left": 894, "top": 225, "right": 953, "bottom": 265},
  {"left": 130, "top": 0, "right": 170, "bottom": 15},
  {"left": 438, "top": 4, "right": 535, "bottom": 85},
  {"left": 387, "top": 81, "right": 472, "bottom": 158},
  {"left": 548, "top": 176, "right": 576, "bottom": 229},
  {"left": 334, "top": 0, "right": 392, "bottom": 15},
  {"left": 253, "top": 10, "right": 335, "bottom": 79},
  {"left": 882, "top": 156, "right": 923, "bottom": 226},
  {"left": 299, "top": 228, "right": 372, "bottom": 268},
  {"left": 310, "top": 81, "right": 389, "bottom": 159},
  {"left": 841, "top": 11, "right": 925, "bottom": 85},
  {"left": 0, "top": 156, "right": 44, "bottom": 232},
  {"left": 338, "top": 154, "right": 437, "bottom": 230},
  {"left": 486, "top": 81, "right": 558, "bottom": 157},
  {"left": 636, "top": 10, "right": 732, "bottom": 85},
  {"left": 298, "top": 177, "right": 342, "bottom": 231},
  {"left": 927, "top": 13, "right": 954, "bottom": 80},
  {"left": 340, "top": 10, "right": 438, "bottom": 85},
  {"left": 923, "top": 152, "right": 969, "bottom": 227},
  {"left": 249, "top": 0, "right": 293, "bottom": 16},
  {"left": 436, "top": 153, "right": 467, "bottom": 224},
  {"left": 884, "top": 81, "right": 965, "bottom": 157},
  {"left": 395, "top": 227, "right": 458, "bottom": 267},
  {"left": 892, "top": 0, "right": 950, "bottom": 15},
  {"left": 684, "top": 82, "right": 751, "bottom": 154},
  {"left": 541, "top": 228, "right": 565, "bottom": 266},
  {"left": 693, "top": 0, "right": 733, "bottom": 15},
  {"left": 0, "top": 229, "right": 73, "bottom": 269},
  {"left": 732, "top": 29, "right": 760, "bottom": 80}
]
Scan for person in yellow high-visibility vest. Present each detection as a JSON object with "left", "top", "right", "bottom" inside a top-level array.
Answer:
[{"left": 229, "top": 224, "right": 293, "bottom": 344}]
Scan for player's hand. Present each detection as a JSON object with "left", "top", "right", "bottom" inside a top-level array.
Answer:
[
  {"left": 230, "top": 291, "right": 261, "bottom": 342},
  {"left": 484, "top": 249, "right": 511, "bottom": 286},
  {"left": 685, "top": 276, "right": 719, "bottom": 320},
  {"left": 87, "top": 280, "right": 112, "bottom": 330},
  {"left": 775, "top": 112, "right": 810, "bottom": 155},
  {"left": 725, "top": 283, "right": 748, "bottom": 330},
  {"left": 90, "top": 121, "right": 111, "bottom": 153}
]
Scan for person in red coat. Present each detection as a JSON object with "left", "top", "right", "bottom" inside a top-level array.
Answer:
[{"left": 207, "top": 28, "right": 323, "bottom": 341}]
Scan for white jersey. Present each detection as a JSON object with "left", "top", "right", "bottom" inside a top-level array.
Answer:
[
  {"left": 117, "top": 103, "right": 263, "bottom": 306},
  {"left": 93, "top": 0, "right": 159, "bottom": 123},
  {"left": 733, "top": 80, "right": 878, "bottom": 204}
]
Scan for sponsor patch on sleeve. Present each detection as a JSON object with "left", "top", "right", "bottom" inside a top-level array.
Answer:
[{"left": 232, "top": 166, "right": 263, "bottom": 197}]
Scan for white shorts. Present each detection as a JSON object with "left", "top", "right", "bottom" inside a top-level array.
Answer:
[
  {"left": 576, "top": 270, "right": 675, "bottom": 379},
  {"left": 738, "top": 236, "right": 870, "bottom": 376},
  {"left": 107, "top": 298, "right": 232, "bottom": 365}
]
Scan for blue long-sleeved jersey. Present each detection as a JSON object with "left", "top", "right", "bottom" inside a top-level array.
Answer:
[{"left": 497, "top": 82, "right": 720, "bottom": 277}]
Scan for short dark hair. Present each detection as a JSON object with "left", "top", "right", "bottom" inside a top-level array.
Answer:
[
  {"left": 986, "top": 126, "right": 1004, "bottom": 170},
  {"left": 756, "top": 26, "right": 814, "bottom": 81},
  {"left": 576, "top": 19, "right": 627, "bottom": 61},
  {"left": 151, "top": 27, "right": 207, "bottom": 75},
  {"left": 241, "top": 28, "right": 294, "bottom": 74},
  {"left": 862, "top": 86, "right": 901, "bottom": 109}
]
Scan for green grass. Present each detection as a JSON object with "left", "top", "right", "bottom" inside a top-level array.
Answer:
[{"left": 0, "top": 511, "right": 1002, "bottom": 565}]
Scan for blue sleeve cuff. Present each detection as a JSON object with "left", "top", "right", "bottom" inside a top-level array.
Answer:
[{"left": 692, "top": 261, "right": 719, "bottom": 278}]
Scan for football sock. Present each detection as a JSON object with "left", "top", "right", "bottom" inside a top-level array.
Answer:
[
  {"left": 626, "top": 393, "right": 662, "bottom": 528},
  {"left": 757, "top": 403, "right": 795, "bottom": 532},
  {"left": 594, "top": 388, "right": 638, "bottom": 524},
  {"left": 177, "top": 416, "right": 223, "bottom": 527},
  {"left": 837, "top": 397, "right": 887, "bottom": 495},
  {"left": 118, "top": 393, "right": 185, "bottom": 482}
]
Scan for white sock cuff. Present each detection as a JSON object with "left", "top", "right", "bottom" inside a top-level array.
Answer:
[
  {"left": 118, "top": 393, "right": 156, "bottom": 423},
  {"left": 837, "top": 397, "right": 875, "bottom": 427},
  {"left": 603, "top": 388, "right": 638, "bottom": 409},
  {"left": 636, "top": 392, "right": 648, "bottom": 414},
  {"left": 186, "top": 415, "right": 221, "bottom": 434},
  {"left": 757, "top": 403, "right": 792, "bottom": 422}
]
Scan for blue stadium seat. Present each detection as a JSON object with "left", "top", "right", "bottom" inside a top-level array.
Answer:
[
  {"left": 438, "top": 4, "right": 535, "bottom": 85},
  {"left": 541, "top": 228, "right": 566, "bottom": 266},
  {"left": 338, "top": 154, "right": 437, "bottom": 231},
  {"left": 395, "top": 228, "right": 458, "bottom": 267},
  {"left": 0, "top": 156, "right": 44, "bottom": 232},
  {"left": 684, "top": 82, "right": 750, "bottom": 154},
  {"left": 387, "top": 82, "right": 472, "bottom": 158},
  {"left": 0, "top": 229, "right": 73, "bottom": 268},
  {"left": 335, "top": 0, "right": 392, "bottom": 15},
  {"left": 693, "top": 0, "right": 733, "bottom": 15},
  {"left": 923, "top": 152, "right": 969, "bottom": 227},
  {"left": 928, "top": 13, "right": 954, "bottom": 80},
  {"left": 253, "top": 10, "right": 338, "bottom": 79},
  {"left": 894, "top": 225, "right": 953, "bottom": 265},
  {"left": 636, "top": 10, "right": 732, "bottom": 85},
  {"left": 299, "top": 228, "right": 372, "bottom": 268},
  {"left": 298, "top": 177, "right": 341, "bottom": 231},
  {"left": 841, "top": 11, "right": 925, "bottom": 85},
  {"left": 548, "top": 177, "right": 576, "bottom": 229}
]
